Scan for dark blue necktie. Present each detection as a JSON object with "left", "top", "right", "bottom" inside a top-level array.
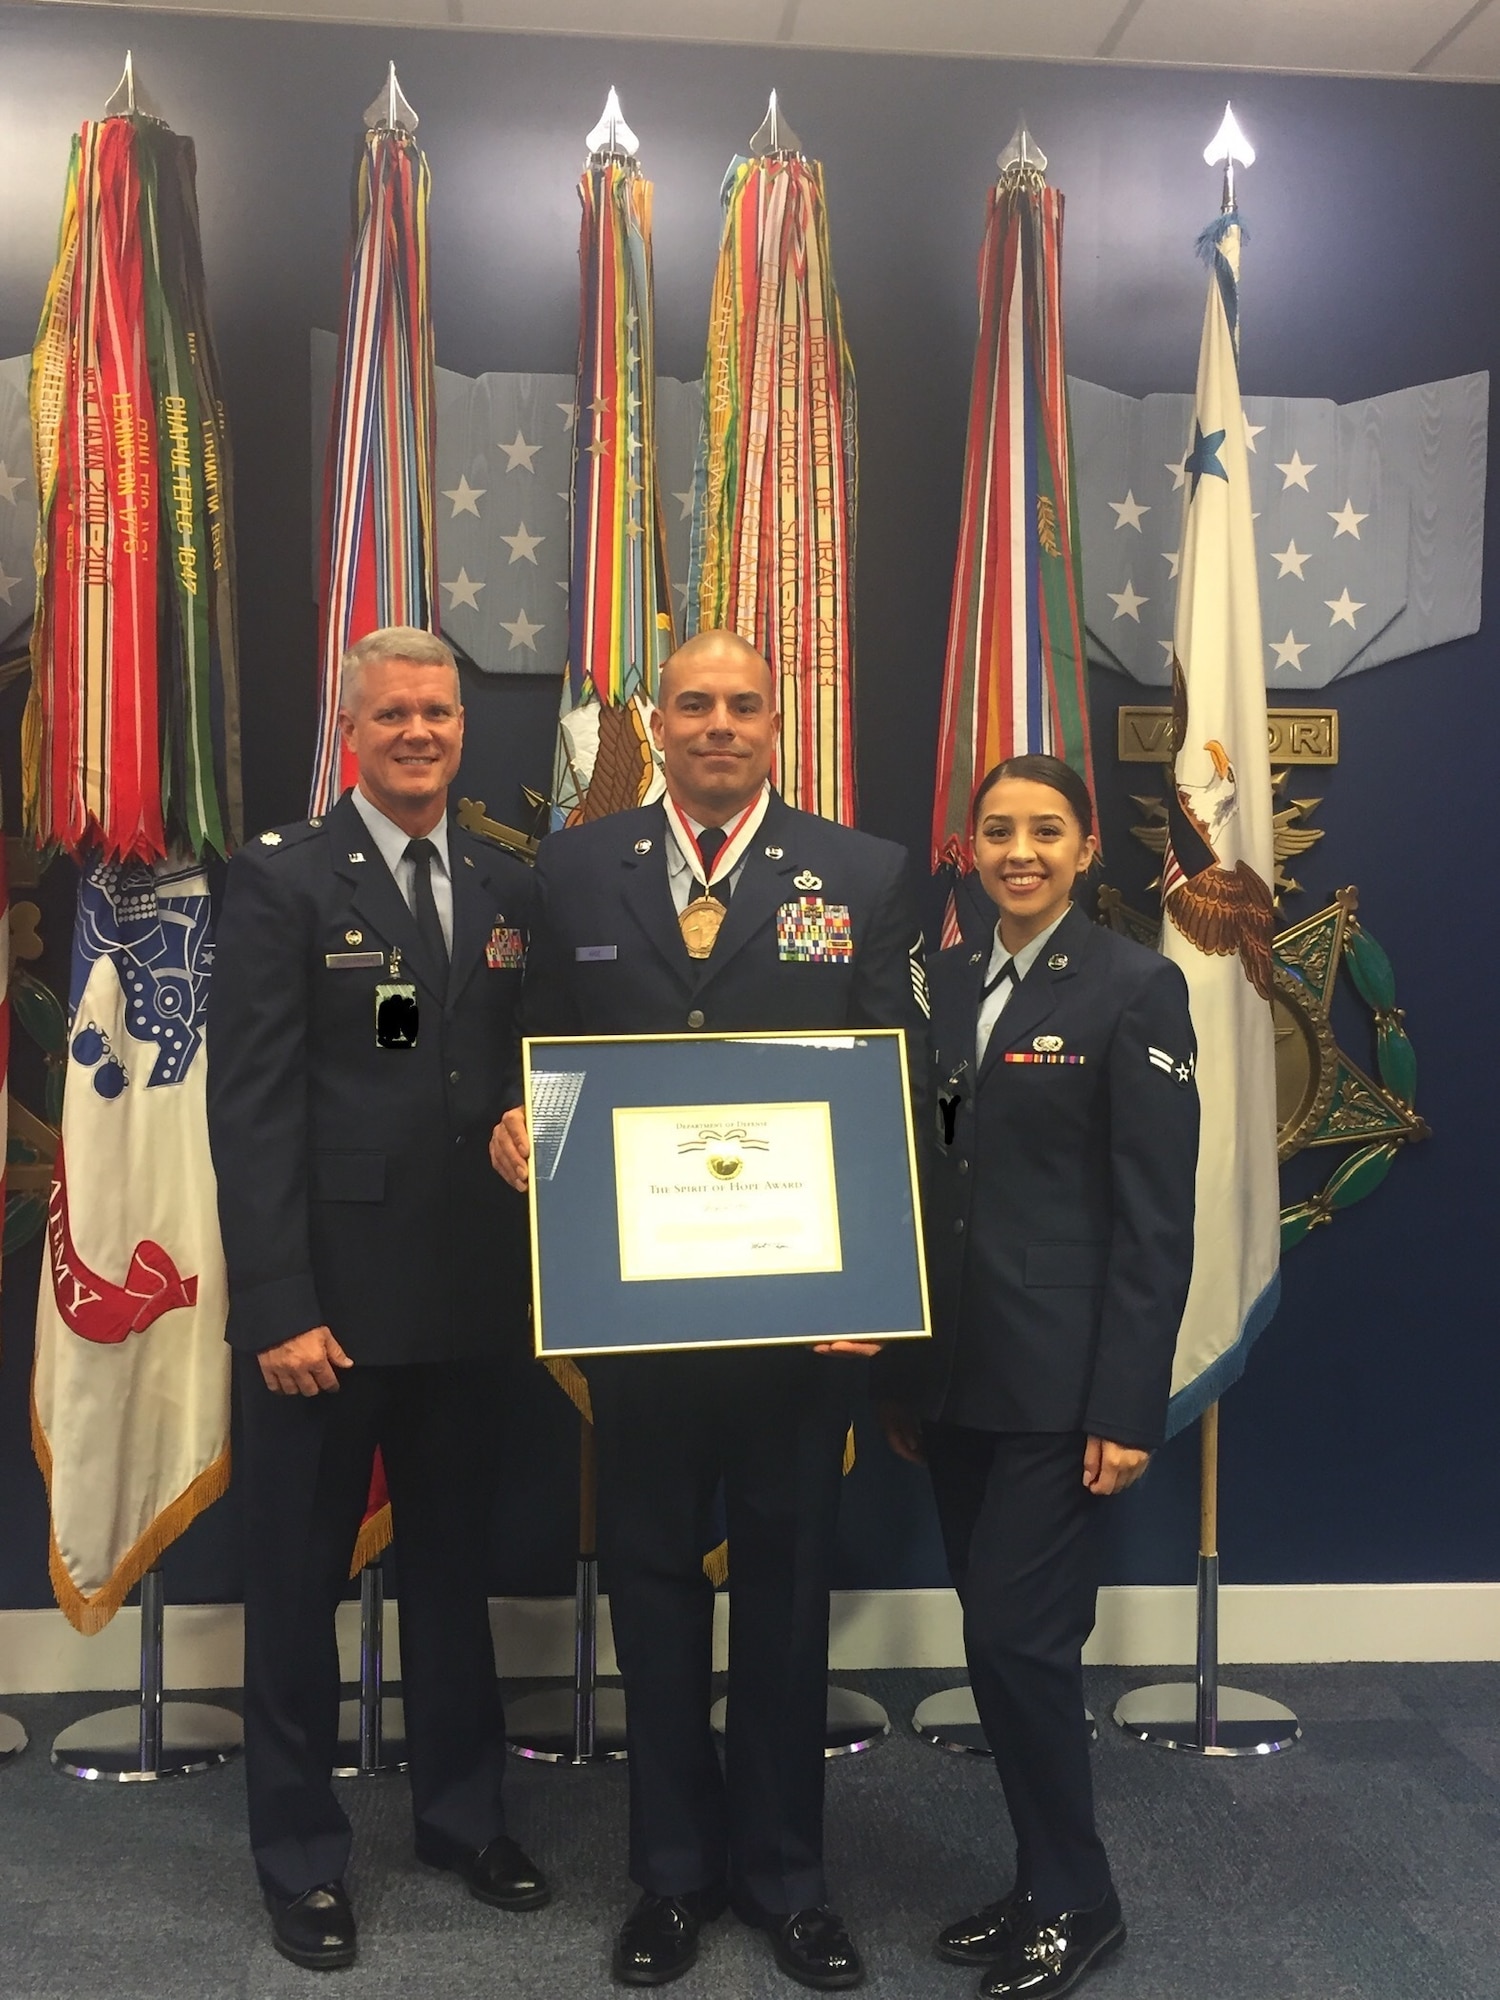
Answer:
[{"left": 404, "top": 837, "right": 448, "bottom": 968}]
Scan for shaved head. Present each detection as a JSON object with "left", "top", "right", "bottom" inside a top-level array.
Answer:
[{"left": 658, "top": 629, "right": 774, "bottom": 704}]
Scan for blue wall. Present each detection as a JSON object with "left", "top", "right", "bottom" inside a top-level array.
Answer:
[{"left": 0, "top": 4, "right": 1494, "bottom": 1614}]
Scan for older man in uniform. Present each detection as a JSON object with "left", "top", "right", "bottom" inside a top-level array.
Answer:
[
  {"left": 491, "top": 630, "right": 929, "bottom": 1991},
  {"left": 209, "top": 627, "right": 548, "bottom": 1970}
]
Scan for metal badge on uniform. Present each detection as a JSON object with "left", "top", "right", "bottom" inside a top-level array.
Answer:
[
  {"left": 1034, "top": 1035, "right": 1064, "bottom": 1053},
  {"left": 1047, "top": 953, "right": 1069, "bottom": 970},
  {"left": 777, "top": 896, "right": 853, "bottom": 963},
  {"left": 576, "top": 944, "right": 618, "bottom": 962},
  {"left": 485, "top": 923, "right": 525, "bottom": 971},
  {"left": 375, "top": 947, "right": 419, "bottom": 1049},
  {"left": 793, "top": 869, "right": 822, "bottom": 891},
  {"left": 259, "top": 831, "right": 282, "bottom": 847},
  {"left": 633, "top": 838, "right": 653, "bottom": 855}
]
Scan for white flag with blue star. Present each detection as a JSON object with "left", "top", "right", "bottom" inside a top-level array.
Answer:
[{"left": 1160, "top": 216, "right": 1281, "bottom": 1432}]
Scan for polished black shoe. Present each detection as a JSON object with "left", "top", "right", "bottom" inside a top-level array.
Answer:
[
  {"left": 741, "top": 1903, "right": 864, "bottom": 1991},
  {"left": 415, "top": 1830, "right": 551, "bottom": 1910},
  {"left": 613, "top": 1885, "right": 729, "bottom": 1987},
  {"left": 980, "top": 1890, "right": 1125, "bottom": 1998},
  {"left": 935, "top": 1885, "right": 1036, "bottom": 1965},
  {"left": 263, "top": 1881, "right": 357, "bottom": 1971}
]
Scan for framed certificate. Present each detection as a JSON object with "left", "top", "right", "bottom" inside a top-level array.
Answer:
[{"left": 523, "top": 1029, "right": 929, "bottom": 1357}]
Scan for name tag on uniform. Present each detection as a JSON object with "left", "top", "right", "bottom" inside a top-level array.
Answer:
[
  {"left": 486, "top": 924, "right": 526, "bottom": 970},
  {"left": 325, "top": 950, "right": 385, "bottom": 969},
  {"left": 576, "top": 945, "right": 617, "bottom": 962},
  {"left": 776, "top": 897, "right": 853, "bottom": 963}
]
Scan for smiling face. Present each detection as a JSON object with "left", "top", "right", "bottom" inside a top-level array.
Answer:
[
  {"left": 971, "top": 775, "right": 1098, "bottom": 949},
  {"left": 339, "top": 656, "right": 464, "bottom": 835},
  {"left": 651, "top": 633, "right": 779, "bottom": 825}
]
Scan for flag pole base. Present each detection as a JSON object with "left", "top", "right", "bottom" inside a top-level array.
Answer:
[
  {"left": 506, "top": 1686, "right": 629, "bottom": 1764},
  {"left": 50, "top": 1702, "right": 242, "bottom": 1782},
  {"left": 912, "top": 1685, "right": 1098, "bottom": 1755},
  {"left": 1112, "top": 1683, "right": 1301, "bottom": 1756},
  {"left": 711, "top": 1685, "right": 890, "bottom": 1760},
  {"left": 332, "top": 1698, "right": 408, "bottom": 1777},
  {"left": 0, "top": 1714, "right": 28, "bottom": 1764}
]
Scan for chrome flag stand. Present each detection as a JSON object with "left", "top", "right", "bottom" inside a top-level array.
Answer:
[
  {"left": 1113, "top": 1406, "right": 1300, "bottom": 1756},
  {"left": 0, "top": 1715, "right": 25, "bottom": 1765},
  {"left": 333, "top": 1560, "right": 408, "bottom": 1777},
  {"left": 52, "top": 1568, "right": 241, "bottom": 1781}
]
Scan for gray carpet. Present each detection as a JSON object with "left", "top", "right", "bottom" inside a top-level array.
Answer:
[{"left": 0, "top": 1665, "right": 1497, "bottom": 1999}]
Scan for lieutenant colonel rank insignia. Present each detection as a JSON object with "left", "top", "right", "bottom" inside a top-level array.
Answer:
[
  {"left": 777, "top": 897, "right": 853, "bottom": 962},
  {"left": 485, "top": 924, "right": 526, "bottom": 971}
]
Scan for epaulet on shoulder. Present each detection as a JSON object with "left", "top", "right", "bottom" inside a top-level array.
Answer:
[{"left": 243, "top": 818, "right": 325, "bottom": 857}]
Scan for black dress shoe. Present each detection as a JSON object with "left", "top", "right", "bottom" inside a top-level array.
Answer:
[
  {"left": 263, "top": 1882, "right": 356, "bottom": 1971},
  {"left": 741, "top": 1903, "right": 864, "bottom": 1991},
  {"left": 980, "top": 1890, "right": 1125, "bottom": 1998},
  {"left": 935, "top": 1886, "right": 1036, "bottom": 1965},
  {"left": 613, "top": 1886, "right": 728, "bottom": 1987},
  {"left": 416, "top": 1831, "right": 551, "bottom": 1911}
]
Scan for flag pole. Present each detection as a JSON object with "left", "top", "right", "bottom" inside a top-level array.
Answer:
[
  {"left": 51, "top": 1567, "right": 242, "bottom": 1781},
  {"left": 332, "top": 1559, "right": 409, "bottom": 1777}
]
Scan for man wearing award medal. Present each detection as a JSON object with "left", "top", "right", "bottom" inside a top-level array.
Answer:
[
  {"left": 491, "top": 630, "right": 930, "bottom": 1992},
  {"left": 209, "top": 628, "right": 548, "bottom": 1970}
]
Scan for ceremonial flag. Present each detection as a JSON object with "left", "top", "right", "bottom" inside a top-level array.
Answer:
[
  {"left": 1, "top": 834, "right": 9, "bottom": 1292},
  {"left": 31, "top": 857, "right": 229, "bottom": 1631},
  {"left": 930, "top": 136, "right": 1094, "bottom": 945},
  {"left": 310, "top": 96, "right": 438, "bottom": 814},
  {"left": 688, "top": 128, "right": 858, "bottom": 826},
  {"left": 553, "top": 98, "right": 675, "bottom": 825},
  {"left": 1159, "top": 213, "right": 1280, "bottom": 1432},
  {"left": 26, "top": 113, "right": 241, "bottom": 861}
]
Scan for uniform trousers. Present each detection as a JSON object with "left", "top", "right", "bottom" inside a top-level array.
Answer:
[
  {"left": 924, "top": 1423, "right": 1112, "bottom": 1918},
  {"left": 587, "top": 1347, "right": 855, "bottom": 1916},
  {"left": 236, "top": 1352, "right": 510, "bottom": 1899}
]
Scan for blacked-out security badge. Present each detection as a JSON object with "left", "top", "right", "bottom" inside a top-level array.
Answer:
[
  {"left": 777, "top": 896, "right": 853, "bottom": 963},
  {"left": 376, "top": 945, "right": 420, "bottom": 1049}
]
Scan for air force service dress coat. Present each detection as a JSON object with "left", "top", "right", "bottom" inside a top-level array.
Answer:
[
  {"left": 518, "top": 789, "right": 930, "bottom": 1918},
  {"left": 921, "top": 900, "right": 1199, "bottom": 1450},
  {"left": 209, "top": 788, "right": 534, "bottom": 1367},
  {"left": 207, "top": 789, "right": 536, "bottom": 1902}
]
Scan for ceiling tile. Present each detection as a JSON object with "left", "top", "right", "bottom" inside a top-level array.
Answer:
[
  {"left": 789, "top": 0, "right": 1125, "bottom": 60},
  {"left": 1115, "top": 0, "right": 1470, "bottom": 73},
  {"left": 1423, "top": 0, "right": 1500, "bottom": 77},
  {"left": 455, "top": 0, "right": 789, "bottom": 41}
]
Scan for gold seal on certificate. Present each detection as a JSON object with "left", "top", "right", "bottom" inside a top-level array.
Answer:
[
  {"left": 613, "top": 1101, "right": 842, "bottom": 1283},
  {"left": 679, "top": 896, "right": 728, "bottom": 958}
]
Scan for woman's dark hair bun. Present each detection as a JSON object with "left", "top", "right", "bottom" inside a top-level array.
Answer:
[{"left": 970, "top": 754, "right": 1095, "bottom": 839}]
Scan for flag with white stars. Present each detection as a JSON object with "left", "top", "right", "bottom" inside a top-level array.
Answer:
[
  {"left": 1157, "top": 213, "right": 1280, "bottom": 1435},
  {"left": 0, "top": 357, "right": 34, "bottom": 655},
  {"left": 312, "top": 335, "right": 702, "bottom": 681},
  {"left": 1073, "top": 369, "right": 1486, "bottom": 691}
]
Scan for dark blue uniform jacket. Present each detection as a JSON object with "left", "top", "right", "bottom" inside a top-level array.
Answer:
[
  {"left": 916, "top": 901, "right": 1199, "bottom": 1450},
  {"left": 207, "top": 789, "right": 535, "bottom": 1366}
]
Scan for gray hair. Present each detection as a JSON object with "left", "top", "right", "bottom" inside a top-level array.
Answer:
[{"left": 338, "top": 626, "right": 460, "bottom": 712}]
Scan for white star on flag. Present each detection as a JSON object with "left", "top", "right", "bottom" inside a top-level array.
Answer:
[
  {"left": 674, "top": 489, "right": 696, "bottom": 521},
  {"left": 1275, "top": 450, "right": 1316, "bottom": 491},
  {"left": 1109, "top": 490, "right": 1150, "bottom": 531},
  {"left": 1269, "top": 630, "right": 1309, "bottom": 670},
  {"left": 442, "top": 475, "right": 485, "bottom": 517},
  {"left": 557, "top": 403, "right": 579, "bottom": 432},
  {"left": 1159, "top": 638, "right": 1177, "bottom": 663},
  {"left": 501, "top": 609, "right": 543, "bottom": 653},
  {"left": 1271, "top": 540, "right": 1310, "bottom": 579},
  {"left": 1107, "top": 579, "right": 1148, "bottom": 621},
  {"left": 1328, "top": 498, "right": 1368, "bottom": 539},
  {"left": 1162, "top": 548, "right": 1181, "bottom": 579},
  {"left": 500, "top": 522, "right": 544, "bottom": 564},
  {"left": 674, "top": 581, "right": 691, "bottom": 609},
  {"left": 441, "top": 567, "right": 485, "bottom": 611},
  {"left": 0, "top": 461, "right": 24, "bottom": 503},
  {"left": 499, "top": 430, "right": 541, "bottom": 472},
  {"left": 1326, "top": 587, "right": 1364, "bottom": 628},
  {"left": 1165, "top": 452, "right": 1188, "bottom": 491},
  {"left": 0, "top": 559, "right": 19, "bottom": 604},
  {"left": 1242, "top": 414, "right": 1264, "bottom": 452}
]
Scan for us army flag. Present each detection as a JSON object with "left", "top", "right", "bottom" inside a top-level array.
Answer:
[
  {"left": 1159, "top": 215, "right": 1281, "bottom": 1434},
  {"left": 32, "top": 857, "right": 230, "bottom": 1632}
]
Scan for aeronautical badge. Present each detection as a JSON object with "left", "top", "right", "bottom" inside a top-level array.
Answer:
[
  {"left": 1034, "top": 1034, "right": 1064, "bottom": 1053},
  {"left": 793, "top": 869, "right": 823, "bottom": 891},
  {"left": 485, "top": 923, "right": 526, "bottom": 971},
  {"left": 259, "top": 830, "right": 282, "bottom": 847},
  {"left": 777, "top": 896, "right": 853, "bottom": 963}
]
